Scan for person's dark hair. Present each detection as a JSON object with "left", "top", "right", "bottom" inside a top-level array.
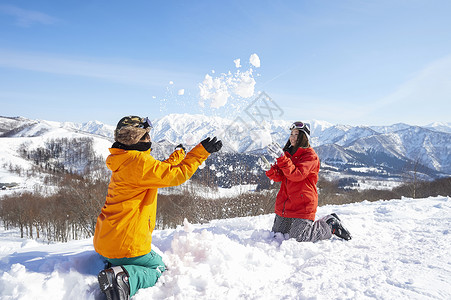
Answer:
[{"left": 283, "top": 130, "right": 310, "bottom": 155}]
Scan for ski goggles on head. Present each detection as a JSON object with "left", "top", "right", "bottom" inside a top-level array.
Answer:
[
  {"left": 139, "top": 117, "right": 153, "bottom": 129},
  {"left": 290, "top": 121, "right": 305, "bottom": 130}
]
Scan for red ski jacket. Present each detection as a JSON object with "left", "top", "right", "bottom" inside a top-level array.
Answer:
[{"left": 265, "top": 147, "right": 320, "bottom": 220}]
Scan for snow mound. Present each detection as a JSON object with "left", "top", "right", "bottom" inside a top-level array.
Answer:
[{"left": 0, "top": 196, "right": 450, "bottom": 299}]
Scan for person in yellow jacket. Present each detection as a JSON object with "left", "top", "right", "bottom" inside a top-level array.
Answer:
[{"left": 94, "top": 116, "right": 222, "bottom": 300}]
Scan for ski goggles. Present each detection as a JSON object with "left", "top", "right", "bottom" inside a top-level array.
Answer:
[
  {"left": 290, "top": 121, "right": 306, "bottom": 130},
  {"left": 139, "top": 117, "right": 153, "bottom": 129}
]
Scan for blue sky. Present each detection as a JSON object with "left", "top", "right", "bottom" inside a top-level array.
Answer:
[{"left": 0, "top": 1, "right": 450, "bottom": 126}]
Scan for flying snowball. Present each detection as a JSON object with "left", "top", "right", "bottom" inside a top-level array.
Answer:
[
  {"left": 250, "top": 53, "right": 260, "bottom": 68},
  {"left": 184, "top": 133, "right": 196, "bottom": 145}
]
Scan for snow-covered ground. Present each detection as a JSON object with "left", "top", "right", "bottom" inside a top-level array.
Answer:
[
  {"left": 0, "top": 196, "right": 450, "bottom": 300},
  {"left": 320, "top": 169, "right": 404, "bottom": 191},
  {"left": 354, "top": 179, "right": 402, "bottom": 191}
]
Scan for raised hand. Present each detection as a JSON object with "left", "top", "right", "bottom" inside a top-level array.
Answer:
[
  {"left": 267, "top": 142, "right": 284, "bottom": 159},
  {"left": 257, "top": 156, "right": 272, "bottom": 171},
  {"left": 201, "top": 137, "right": 223, "bottom": 153}
]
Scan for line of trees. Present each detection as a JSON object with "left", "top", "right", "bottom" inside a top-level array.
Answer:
[
  {"left": 19, "top": 137, "right": 105, "bottom": 175},
  {"left": 0, "top": 174, "right": 277, "bottom": 241},
  {"left": 0, "top": 137, "right": 110, "bottom": 241},
  {"left": 156, "top": 190, "right": 278, "bottom": 229},
  {"left": 317, "top": 176, "right": 451, "bottom": 206},
  {"left": 1, "top": 174, "right": 450, "bottom": 242},
  {"left": 0, "top": 174, "right": 108, "bottom": 242}
]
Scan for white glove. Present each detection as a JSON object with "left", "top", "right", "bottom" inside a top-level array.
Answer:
[
  {"left": 257, "top": 156, "right": 272, "bottom": 171},
  {"left": 267, "top": 142, "right": 284, "bottom": 159}
]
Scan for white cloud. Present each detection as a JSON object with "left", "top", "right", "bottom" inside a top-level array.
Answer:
[
  {"left": 249, "top": 53, "right": 261, "bottom": 68},
  {"left": 178, "top": 89, "right": 185, "bottom": 95},
  {"left": 0, "top": 5, "right": 58, "bottom": 27},
  {"left": 0, "top": 50, "right": 194, "bottom": 88},
  {"left": 234, "top": 59, "right": 241, "bottom": 68}
]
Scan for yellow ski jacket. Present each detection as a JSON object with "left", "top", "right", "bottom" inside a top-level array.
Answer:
[{"left": 93, "top": 144, "right": 209, "bottom": 258}]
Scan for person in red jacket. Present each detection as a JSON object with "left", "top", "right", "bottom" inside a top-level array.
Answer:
[{"left": 265, "top": 121, "right": 351, "bottom": 242}]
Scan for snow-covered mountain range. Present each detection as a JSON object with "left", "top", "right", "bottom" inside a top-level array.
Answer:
[
  {"left": 1, "top": 114, "right": 450, "bottom": 187},
  {"left": 149, "top": 114, "right": 451, "bottom": 178}
]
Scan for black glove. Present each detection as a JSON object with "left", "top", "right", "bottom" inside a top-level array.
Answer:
[
  {"left": 175, "top": 144, "right": 186, "bottom": 152},
  {"left": 201, "top": 137, "right": 223, "bottom": 153}
]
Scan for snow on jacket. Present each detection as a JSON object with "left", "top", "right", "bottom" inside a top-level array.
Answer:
[
  {"left": 93, "top": 143, "right": 210, "bottom": 259},
  {"left": 265, "top": 147, "right": 320, "bottom": 220}
]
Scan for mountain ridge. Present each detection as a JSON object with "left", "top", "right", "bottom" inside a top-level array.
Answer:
[{"left": 1, "top": 114, "right": 450, "bottom": 183}]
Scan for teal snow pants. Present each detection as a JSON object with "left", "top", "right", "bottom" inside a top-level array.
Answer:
[{"left": 104, "top": 250, "right": 166, "bottom": 297}]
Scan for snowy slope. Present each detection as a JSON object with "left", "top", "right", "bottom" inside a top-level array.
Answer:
[
  {"left": 425, "top": 122, "right": 451, "bottom": 134},
  {"left": 0, "top": 117, "right": 35, "bottom": 135},
  {"left": 0, "top": 196, "right": 449, "bottom": 300},
  {"left": 0, "top": 118, "right": 112, "bottom": 192},
  {"left": 61, "top": 120, "right": 115, "bottom": 139}
]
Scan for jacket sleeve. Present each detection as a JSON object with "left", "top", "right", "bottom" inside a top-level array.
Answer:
[
  {"left": 138, "top": 144, "right": 209, "bottom": 188},
  {"left": 162, "top": 148, "right": 185, "bottom": 165},
  {"left": 265, "top": 164, "right": 284, "bottom": 182},
  {"left": 276, "top": 153, "right": 319, "bottom": 182}
]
